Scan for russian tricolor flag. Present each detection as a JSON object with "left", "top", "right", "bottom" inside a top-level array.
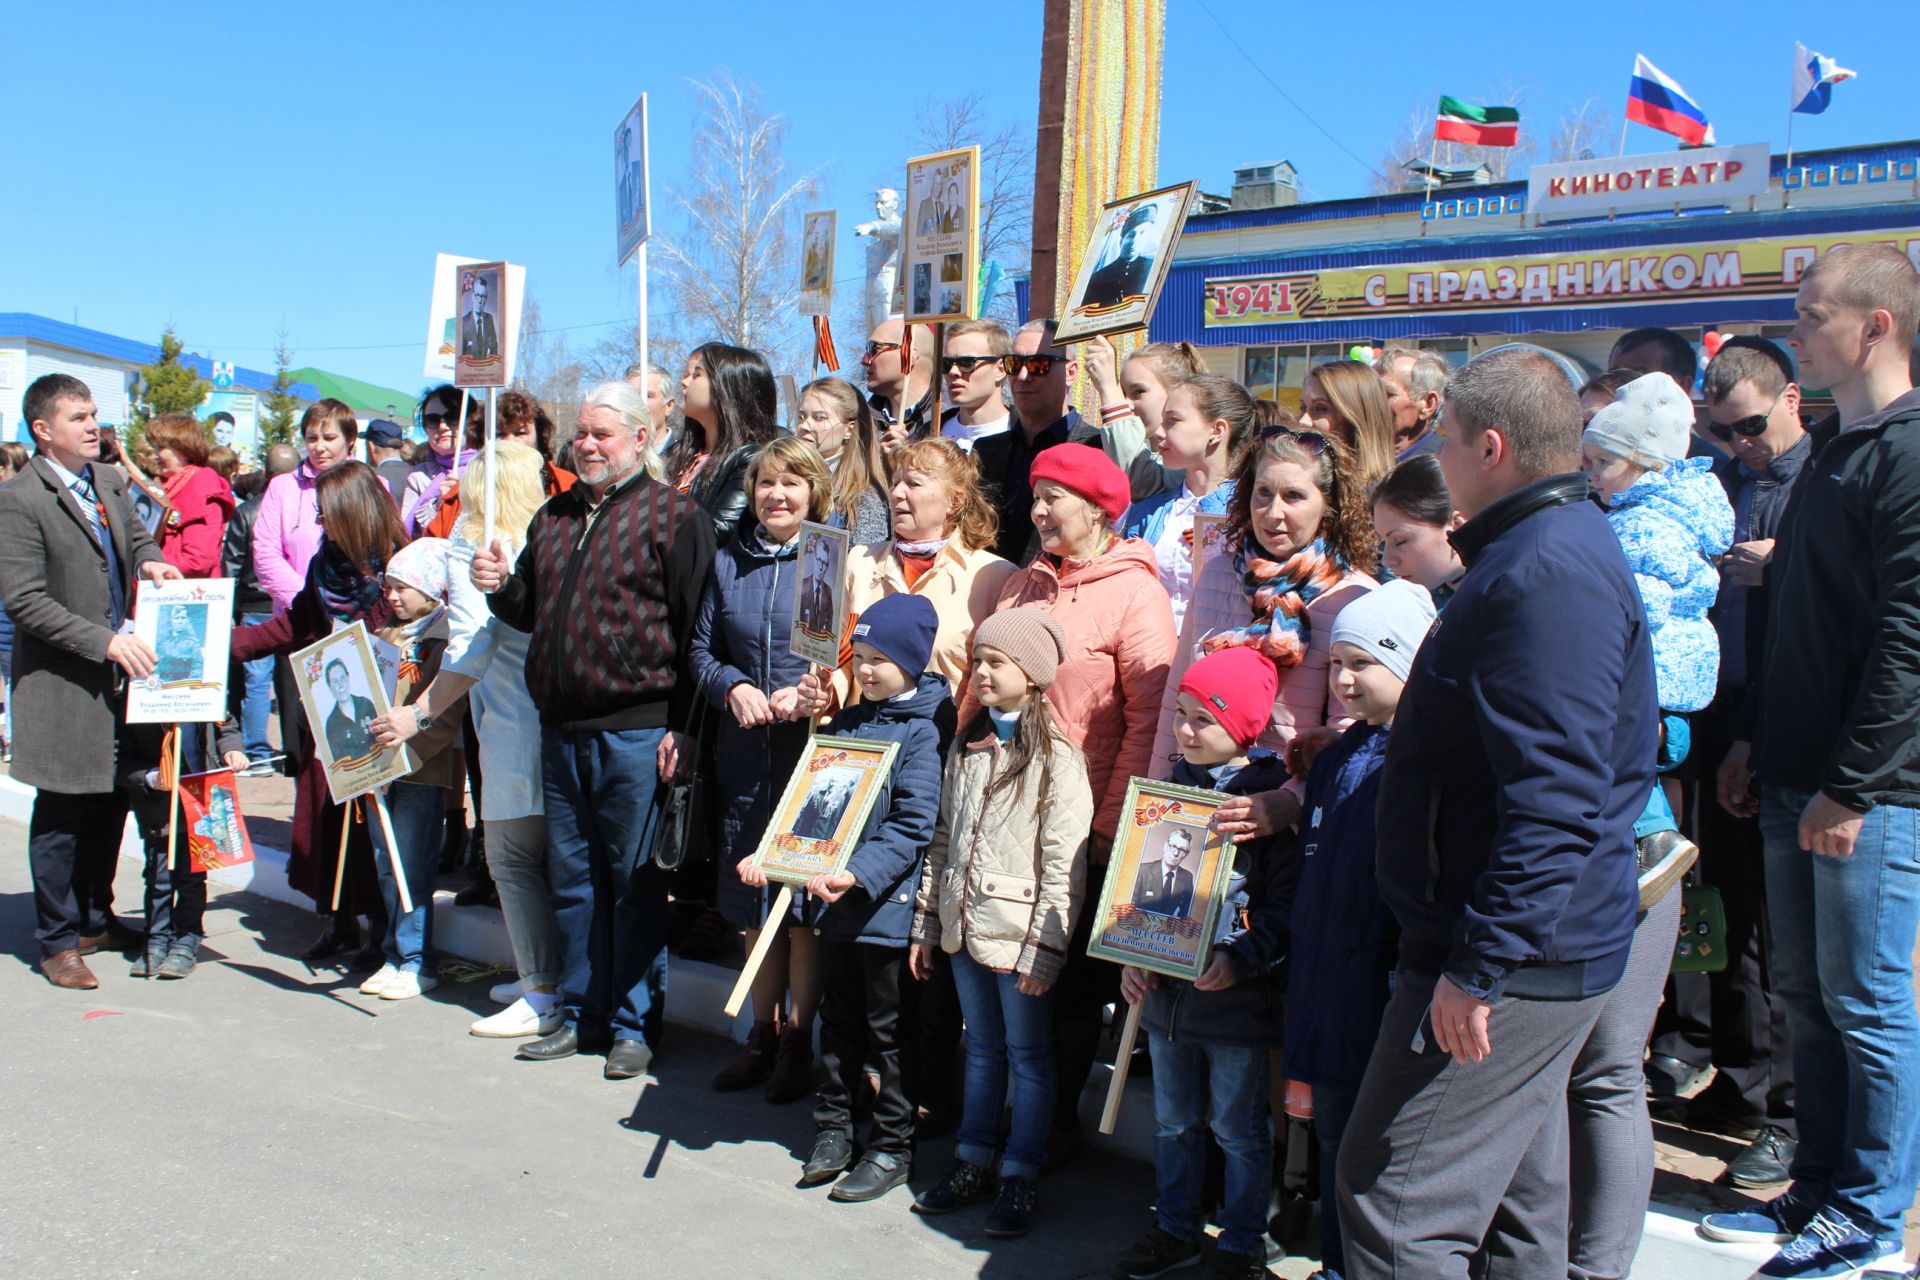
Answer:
[{"left": 1627, "top": 55, "right": 1716, "bottom": 146}]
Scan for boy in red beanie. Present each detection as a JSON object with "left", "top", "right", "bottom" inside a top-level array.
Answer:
[{"left": 1112, "top": 645, "right": 1292, "bottom": 1280}]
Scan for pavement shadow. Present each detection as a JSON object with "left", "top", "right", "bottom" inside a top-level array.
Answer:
[{"left": 618, "top": 1029, "right": 817, "bottom": 1167}]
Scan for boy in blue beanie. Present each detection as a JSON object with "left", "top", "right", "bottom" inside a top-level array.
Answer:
[{"left": 797, "top": 593, "right": 955, "bottom": 1204}]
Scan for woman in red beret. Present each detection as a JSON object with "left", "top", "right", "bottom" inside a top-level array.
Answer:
[{"left": 980, "top": 441, "right": 1176, "bottom": 1158}]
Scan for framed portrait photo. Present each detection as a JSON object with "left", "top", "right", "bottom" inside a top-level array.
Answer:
[
  {"left": 1054, "top": 181, "right": 1197, "bottom": 345},
  {"left": 126, "top": 579, "right": 236, "bottom": 724},
  {"left": 1190, "top": 512, "right": 1229, "bottom": 592},
  {"left": 292, "top": 622, "right": 418, "bottom": 804},
  {"left": 797, "top": 210, "right": 836, "bottom": 317},
  {"left": 1086, "top": 777, "right": 1239, "bottom": 982},
  {"left": 454, "top": 260, "right": 508, "bottom": 388},
  {"left": 752, "top": 736, "right": 901, "bottom": 887},
  {"left": 902, "top": 146, "right": 980, "bottom": 323},
  {"left": 614, "top": 94, "right": 651, "bottom": 266},
  {"left": 789, "top": 521, "right": 850, "bottom": 669}
]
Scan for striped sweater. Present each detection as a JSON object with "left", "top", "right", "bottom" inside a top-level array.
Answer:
[{"left": 487, "top": 470, "right": 716, "bottom": 730}]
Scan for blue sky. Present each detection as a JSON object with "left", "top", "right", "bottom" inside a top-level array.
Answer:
[{"left": 6, "top": 1, "right": 1912, "bottom": 397}]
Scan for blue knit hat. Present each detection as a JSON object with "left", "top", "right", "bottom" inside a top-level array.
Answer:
[{"left": 851, "top": 593, "right": 939, "bottom": 680}]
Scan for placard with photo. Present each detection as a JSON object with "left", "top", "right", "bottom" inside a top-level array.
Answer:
[
  {"left": 797, "top": 209, "right": 836, "bottom": 317},
  {"left": 1190, "top": 512, "right": 1230, "bottom": 593},
  {"left": 126, "top": 579, "right": 236, "bottom": 724},
  {"left": 901, "top": 146, "right": 980, "bottom": 324},
  {"left": 1086, "top": 777, "right": 1239, "bottom": 981},
  {"left": 1055, "top": 181, "right": 1197, "bottom": 345},
  {"left": 789, "top": 520, "right": 851, "bottom": 669},
  {"left": 292, "top": 622, "right": 418, "bottom": 804},
  {"left": 454, "top": 260, "right": 509, "bottom": 388},
  {"left": 752, "top": 736, "right": 900, "bottom": 887}
]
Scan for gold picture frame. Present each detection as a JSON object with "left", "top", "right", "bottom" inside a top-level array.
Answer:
[
  {"left": 1086, "top": 776, "right": 1238, "bottom": 981},
  {"left": 902, "top": 145, "right": 981, "bottom": 324},
  {"left": 751, "top": 736, "right": 901, "bottom": 887},
  {"left": 292, "top": 621, "right": 418, "bottom": 804},
  {"left": 1054, "top": 180, "right": 1197, "bottom": 345}
]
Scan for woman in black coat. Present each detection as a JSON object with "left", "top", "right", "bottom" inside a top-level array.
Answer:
[{"left": 668, "top": 342, "right": 781, "bottom": 544}]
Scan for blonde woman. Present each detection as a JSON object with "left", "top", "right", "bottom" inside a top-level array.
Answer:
[
  {"left": 371, "top": 440, "right": 564, "bottom": 1040},
  {"left": 1299, "top": 359, "right": 1397, "bottom": 492},
  {"left": 794, "top": 376, "right": 890, "bottom": 544}
]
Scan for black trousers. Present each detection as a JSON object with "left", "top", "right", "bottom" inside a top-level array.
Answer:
[
  {"left": 1051, "top": 899, "right": 1121, "bottom": 1132},
  {"left": 132, "top": 796, "right": 206, "bottom": 951},
  {"left": 815, "top": 939, "right": 914, "bottom": 1156},
  {"left": 1653, "top": 694, "right": 1795, "bottom": 1128},
  {"left": 30, "top": 789, "right": 131, "bottom": 957}
]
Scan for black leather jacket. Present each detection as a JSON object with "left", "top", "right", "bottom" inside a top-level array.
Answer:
[
  {"left": 222, "top": 493, "right": 272, "bottom": 615},
  {"left": 689, "top": 443, "right": 757, "bottom": 545}
]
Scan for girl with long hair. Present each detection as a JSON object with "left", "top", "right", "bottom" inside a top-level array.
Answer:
[
  {"left": 795, "top": 376, "right": 890, "bottom": 544},
  {"left": 671, "top": 342, "right": 780, "bottom": 541}
]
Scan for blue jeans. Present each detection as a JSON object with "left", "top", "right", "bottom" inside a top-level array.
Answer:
[
  {"left": 950, "top": 947, "right": 1056, "bottom": 1179},
  {"left": 370, "top": 780, "right": 447, "bottom": 973},
  {"left": 542, "top": 727, "right": 669, "bottom": 1046},
  {"left": 239, "top": 611, "right": 276, "bottom": 762},
  {"left": 1148, "top": 1032, "right": 1273, "bottom": 1257},
  {"left": 1313, "top": 1085, "right": 1358, "bottom": 1277},
  {"left": 1761, "top": 784, "right": 1920, "bottom": 1239}
]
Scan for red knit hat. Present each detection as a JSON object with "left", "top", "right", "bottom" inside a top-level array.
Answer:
[
  {"left": 1029, "top": 442, "right": 1133, "bottom": 525},
  {"left": 1178, "top": 647, "right": 1279, "bottom": 748}
]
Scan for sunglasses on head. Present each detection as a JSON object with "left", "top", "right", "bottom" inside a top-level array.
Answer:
[
  {"left": 1708, "top": 387, "right": 1786, "bottom": 441},
  {"left": 1005, "top": 354, "right": 1060, "bottom": 378},
  {"left": 1259, "top": 423, "right": 1334, "bottom": 457},
  {"left": 940, "top": 354, "right": 1004, "bottom": 375}
]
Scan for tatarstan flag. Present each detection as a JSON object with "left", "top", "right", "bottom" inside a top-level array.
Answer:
[{"left": 1435, "top": 96, "right": 1520, "bottom": 147}]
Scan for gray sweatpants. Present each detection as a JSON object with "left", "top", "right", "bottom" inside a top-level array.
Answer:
[
  {"left": 1336, "top": 968, "right": 1610, "bottom": 1280},
  {"left": 1567, "top": 890, "right": 1681, "bottom": 1280}
]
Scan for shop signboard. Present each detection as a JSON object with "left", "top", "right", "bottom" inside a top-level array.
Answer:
[{"left": 1527, "top": 143, "right": 1772, "bottom": 223}]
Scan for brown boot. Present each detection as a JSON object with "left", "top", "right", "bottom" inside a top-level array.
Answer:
[
  {"left": 711, "top": 1021, "right": 780, "bottom": 1092},
  {"left": 42, "top": 949, "right": 99, "bottom": 990},
  {"left": 764, "top": 1025, "right": 816, "bottom": 1104}
]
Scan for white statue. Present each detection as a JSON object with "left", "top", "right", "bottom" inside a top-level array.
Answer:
[{"left": 854, "top": 188, "right": 903, "bottom": 331}]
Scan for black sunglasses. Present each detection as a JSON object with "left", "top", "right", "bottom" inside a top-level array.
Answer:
[
  {"left": 1259, "top": 424, "right": 1334, "bottom": 456},
  {"left": 1708, "top": 387, "right": 1785, "bottom": 441},
  {"left": 862, "top": 340, "right": 902, "bottom": 359},
  {"left": 940, "top": 354, "right": 1004, "bottom": 375},
  {"left": 1005, "top": 354, "right": 1060, "bottom": 378}
]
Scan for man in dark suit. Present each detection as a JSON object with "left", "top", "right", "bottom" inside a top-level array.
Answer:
[
  {"left": 461, "top": 274, "right": 500, "bottom": 360},
  {"left": 1132, "top": 827, "right": 1197, "bottom": 918},
  {"left": 0, "top": 374, "right": 179, "bottom": 989},
  {"left": 1082, "top": 203, "right": 1158, "bottom": 310}
]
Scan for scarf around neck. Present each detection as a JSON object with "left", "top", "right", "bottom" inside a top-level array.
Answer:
[
  {"left": 1200, "top": 537, "right": 1346, "bottom": 668},
  {"left": 315, "top": 538, "right": 388, "bottom": 624}
]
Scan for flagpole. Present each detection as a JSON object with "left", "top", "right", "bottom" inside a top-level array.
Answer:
[{"left": 1617, "top": 117, "right": 1629, "bottom": 159}]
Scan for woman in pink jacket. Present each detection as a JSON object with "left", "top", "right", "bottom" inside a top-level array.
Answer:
[
  {"left": 986, "top": 442, "right": 1175, "bottom": 1155},
  {"left": 253, "top": 400, "right": 359, "bottom": 614},
  {"left": 1153, "top": 423, "right": 1378, "bottom": 837}
]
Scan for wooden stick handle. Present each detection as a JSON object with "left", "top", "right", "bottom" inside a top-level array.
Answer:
[
  {"left": 372, "top": 791, "right": 414, "bottom": 916},
  {"left": 1099, "top": 997, "right": 1145, "bottom": 1136},
  {"left": 330, "top": 799, "right": 354, "bottom": 912},
  {"left": 724, "top": 885, "right": 792, "bottom": 1018},
  {"left": 165, "top": 727, "right": 183, "bottom": 875}
]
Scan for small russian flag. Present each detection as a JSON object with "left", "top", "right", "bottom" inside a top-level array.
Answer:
[{"left": 1626, "top": 54, "right": 1716, "bottom": 146}]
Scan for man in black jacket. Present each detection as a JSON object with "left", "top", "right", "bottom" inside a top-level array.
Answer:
[
  {"left": 1699, "top": 244, "right": 1920, "bottom": 1276},
  {"left": 1336, "top": 348, "right": 1656, "bottom": 1279},
  {"left": 472, "top": 385, "right": 716, "bottom": 1080},
  {"left": 1648, "top": 338, "right": 1808, "bottom": 1185}
]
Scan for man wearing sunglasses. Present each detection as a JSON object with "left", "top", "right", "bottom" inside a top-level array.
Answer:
[
  {"left": 973, "top": 319, "right": 1092, "bottom": 563},
  {"left": 937, "top": 318, "right": 1012, "bottom": 452},
  {"left": 860, "top": 317, "right": 935, "bottom": 450},
  {"left": 1644, "top": 336, "right": 1810, "bottom": 1188}
]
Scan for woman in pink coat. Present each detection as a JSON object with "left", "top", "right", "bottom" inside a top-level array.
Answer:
[
  {"left": 253, "top": 400, "right": 359, "bottom": 614},
  {"left": 984, "top": 442, "right": 1175, "bottom": 1156}
]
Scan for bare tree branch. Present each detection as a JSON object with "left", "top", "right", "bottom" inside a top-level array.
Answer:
[{"left": 909, "top": 92, "right": 1033, "bottom": 321}]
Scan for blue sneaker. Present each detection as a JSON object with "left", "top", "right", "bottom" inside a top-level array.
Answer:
[
  {"left": 1757, "top": 1207, "right": 1902, "bottom": 1277},
  {"left": 1702, "top": 1188, "right": 1819, "bottom": 1244}
]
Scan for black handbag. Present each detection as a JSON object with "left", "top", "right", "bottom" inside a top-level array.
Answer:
[{"left": 652, "top": 699, "right": 708, "bottom": 872}]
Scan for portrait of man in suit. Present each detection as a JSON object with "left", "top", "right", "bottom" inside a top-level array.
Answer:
[
  {"left": 461, "top": 272, "right": 500, "bottom": 361},
  {"left": 1082, "top": 202, "right": 1159, "bottom": 310},
  {"left": 796, "top": 534, "right": 840, "bottom": 637},
  {"left": 792, "top": 765, "right": 859, "bottom": 842},
  {"left": 321, "top": 658, "right": 378, "bottom": 765},
  {"left": 1132, "top": 825, "right": 1198, "bottom": 919}
]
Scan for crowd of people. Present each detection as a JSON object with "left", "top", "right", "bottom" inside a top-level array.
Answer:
[{"left": 3, "top": 242, "right": 1918, "bottom": 1280}]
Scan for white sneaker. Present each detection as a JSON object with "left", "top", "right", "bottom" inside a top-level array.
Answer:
[
  {"left": 358, "top": 964, "right": 399, "bottom": 996},
  {"left": 488, "top": 980, "right": 524, "bottom": 1005},
  {"left": 470, "top": 997, "right": 565, "bottom": 1038},
  {"left": 380, "top": 970, "right": 438, "bottom": 1001}
]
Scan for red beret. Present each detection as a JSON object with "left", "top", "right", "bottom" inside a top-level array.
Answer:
[
  {"left": 1178, "top": 646, "right": 1280, "bottom": 749},
  {"left": 1029, "top": 442, "right": 1132, "bottom": 525}
]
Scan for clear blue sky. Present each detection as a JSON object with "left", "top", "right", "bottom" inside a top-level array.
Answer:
[{"left": 5, "top": 1, "right": 1911, "bottom": 397}]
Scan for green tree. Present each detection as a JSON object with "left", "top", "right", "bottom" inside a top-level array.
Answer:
[
  {"left": 260, "top": 328, "right": 299, "bottom": 450},
  {"left": 127, "top": 323, "right": 210, "bottom": 452}
]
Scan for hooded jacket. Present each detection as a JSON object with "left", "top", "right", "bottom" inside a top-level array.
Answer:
[
  {"left": 1602, "top": 455, "right": 1732, "bottom": 713},
  {"left": 988, "top": 538, "right": 1175, "bottom": 847},
  {"left": 1376, "top": 474, "right": 1656, "bottom": 1002},
  {"left": 912, "top": 717, "right": 1094, "bottom": 983},
  {"left": 1756, "top": 398, "right": 1920, "bottom": 811},
  {"left": 1138, "top": 752, "right": 1293, "bottom": 1047},
  {"left": 796, "top": 670, "right": 955, "bottom": 946}
]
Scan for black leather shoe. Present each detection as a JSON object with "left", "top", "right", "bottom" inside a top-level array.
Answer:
[
  {"left": 800, "top": 1131, "right": 854, "bottom": 1186},
  {"left": 604, "top": 1039, "right": 653, "bottom": 1080},
  {"left": 300, "top": 915, "right": 360, "bottom": 962},
  {"left": 829, "top": 1151, "right": 910, "bottom": 1203},
  {"left": 1724, "top": 1125, "right": 1797, "bottom": 1189},
  {"left": 516, "top": 1026, "right": 581, "bottom": 1062},
  {"left": 1645, "top": 1052, "right": 1710, "bottom": 1100}
]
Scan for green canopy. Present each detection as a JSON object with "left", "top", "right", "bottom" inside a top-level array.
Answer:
[{"left": 290, "top": 367, "right": 421, "bottom": 420}]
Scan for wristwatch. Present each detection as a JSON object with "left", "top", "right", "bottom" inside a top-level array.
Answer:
[{"left": 413, "top": 706, "right": 433, "bottom": 733}]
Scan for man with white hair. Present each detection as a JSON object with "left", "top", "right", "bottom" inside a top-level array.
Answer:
[
  {"left": 1376, "top": 346, "right": 1451, "bottom": 459},
  {"left": 471, "top": 381, "right": 714, "bottom": 1079}
]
